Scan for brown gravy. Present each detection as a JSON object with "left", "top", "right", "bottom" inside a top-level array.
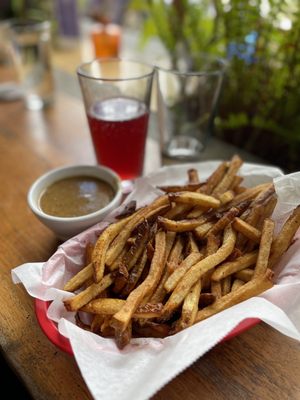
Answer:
[{"left": 39, "top": 176, "right": 115, "bottom": 217}]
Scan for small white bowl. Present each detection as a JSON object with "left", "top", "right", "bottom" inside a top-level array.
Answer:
[{"left": 28, "top": 164, "right": 122, "bottom": 240}]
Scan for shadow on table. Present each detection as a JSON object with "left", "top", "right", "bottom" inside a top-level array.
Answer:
[{"left": 0, "top": 351, "right": 32, "bottom": 399}]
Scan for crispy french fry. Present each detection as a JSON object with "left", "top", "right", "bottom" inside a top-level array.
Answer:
[
  {"left": 164, "top": 252, "right": 204, "bottom": 293},
  {"left": 92, "top": 213, "right": 136, "bottom": 283},
  {"left": 186, "top": 232, "right": 199, "bottom": 254},
  {"left": 82, "top": 298, "right": 163, "bottom": 319},
  {"left": 133, "top": 321, "right": 170, "bottom": 338},
  {"left": 212, "top": 155, "right": 243, "bottom": 196},
  {"left": 64, "top": 273, "right": 114, "bottom": 311},
  {"left": 218, "top": 190, "right": 235, "bottom": 205},
  {"left": 206, "top": 206, "right": 241, "bottom": 236},
  {"left": 231, "top": 279, "right": 245, "bottom": 292},
  {"left": 163, "top": 225, "right": 236, "bottom": 318},
  {"left": 228, "top": 175, "right": 244, "bottom": 190},
  {"left": 158, "top": 215, "right": 208, "bottom": 232},
  {"left": 169, "top": 192, "right": 220, "bottom": 209},
  {"left": 85, "top": 243, "right": 94, "bottom": 264},
  {"left": 269, "top": 205, "right": 300, "bottom": 268},
  {"left": 222, "top": 276, "right": 232, "bottom": 295},
  {"left": 194, "top": 222, "right": 214, "bottom": 239},
  {"left": 188, "top": 168, "right": 200, "bottom": 184},
  {"left": 63, "top": 263, "right": 93, "bottom": 292},
  {"left": 105, "top": 197, "right": 169, "bottom": 268},
  {"left": 233, "top": 217, "right": 261, "bottom": 243},
  {"left": 234, "top": 268, "right": 254, "bottom": 282},
  {"left": 211, "top": 250, "right": 258, "bottom": 281},
  {"left": 253, "top": 218, "right": 274, "bottom": 278},
  {"left": 110, "top": 231, "right": 166, "bottom": 333},
  {"left": 91, "top": 314, "right": 105, "bottom": 333},
  {"left": 199, "top": 292, "right": 216, "bottom": 307},
  {"left": 177, "top": 280, "right": 202, "bottom": 331},
  {"left": 145, "top": 232, "right": 177, "bottom": 304},
  {"left": 211, "top": 280, "right": 222, "bottom": 300},
  {"left": 121, "top": 250, "right": 148, "bottom": 296},
  {"left": 195, "top": 269, "right": 274, "bottom": 323},
  {"left": 199, "top": 161, "right": 228, "bottom": 194}
]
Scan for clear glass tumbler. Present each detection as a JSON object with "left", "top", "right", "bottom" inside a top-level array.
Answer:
[
  {"left": 9, "top": 19, "right": 54, "bottom": 110},
  {"left": 156, "top": 56, "right": 225, "bottom": 160},
  {"left": 77, "top": 59, "right": 155, "bottom": 180}
]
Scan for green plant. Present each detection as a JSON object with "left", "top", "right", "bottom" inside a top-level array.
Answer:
[
  {"left": 131, "top": 0, "right": 300, "bottom": 171},
  {"left": 0, "top": 0, "right": 52, "bottom": 20}
]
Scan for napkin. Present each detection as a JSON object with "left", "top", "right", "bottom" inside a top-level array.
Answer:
[{"left": 12, "top": 161, "right": 300, "bottom": 400}]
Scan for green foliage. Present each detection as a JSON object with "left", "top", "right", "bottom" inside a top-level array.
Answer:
[{"left": 130, "top": 0, "right": 300, "bottom": 170}]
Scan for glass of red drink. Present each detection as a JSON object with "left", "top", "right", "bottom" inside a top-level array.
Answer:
[{"left": 77, "top": 59, "right": 155, "bottom": 180}]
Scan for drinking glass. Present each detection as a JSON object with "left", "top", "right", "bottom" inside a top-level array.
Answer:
[
  {"left": 9, "top": 19, "right": 54, "bottom": 110},
  {"left": 77, "top": 59, "right": 154, "bottom": 180},
  {"left": 156, "top": 56, "right": 225, "bottom": 160}
]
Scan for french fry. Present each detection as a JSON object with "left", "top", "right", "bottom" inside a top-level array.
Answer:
[
  {"left": 231, "top": 279, "right": 245, "bottom": 292},
  {"left": 194, "top": 222, "right": 214, "bottom": 239},
  {"left": 163, "top": 225, "right": 236, "bottom": 318},
  {"left": 233, "top": 217, "right": 261, "bottom": 243},
  {"left": 110, "top": 231, "right": 166, "bottom": 333},
  {"left": 212, "top": 155, "right": 243, "bottom": 196},
  {"left": 186, "top": 232, "right": 199, "bottom": 254},
  {"left": 121, "top": 250, "right": 148, "bottom": 296},
  {"left": 211, "top": 280, "right": 222, "bottom": 300},
  {"left": 133, "top": 321, "right": 170, "bottom": 338},
  {"left": 105, "top": 197, "right": 169, "bottom": 267},
  {"left": 253, "top": 218, "right": 274, "bottom": 278},
  {"left": 188, "top": 168, "right": 200, "bottom": 184},
  {"left": 176, "top": 280, "right": 201, "bottom": 331},
  {"left": 64, "top": 273, "right": 114, "bottom": 311},
  {"left": 269, "top": 205, "right": 300, "bottom": 268},
  {"left": 158, "top": 215, "right": 208, "bottom": 232},
  {"left": 63, "top": 262, "right": 93, "bottom": 292},
  {"left": 234, "top": 268, "right": 254, "bottom": 282},
  {"left": 199, "top": 161, "right": 228, "bottom": 194},
  {"left": 195, "top": 269, "right": 274, "bottom": 323},
  {"left": 169, "top": 192, "right": 220, "bottom": 209},
  {"left": 222, "top": 276, "right": 232, "bottom": 295},
  {"left": 211, "top": 250, "right": 258, "bottom": 281},
  {"left": 206, "top": 206, "right": 241, "bottom": 236},
  {"left": 218, "top": 190, "right": 235, "bottom": 205},
  {"left": 82, "top": 298, "right": 162, "bottom": 319},
  {"left": 164, "top": 252, "right": 204, "bottom": 293},
  {"left": 92, "top": 213, "right": 136, "bottom": 283}
]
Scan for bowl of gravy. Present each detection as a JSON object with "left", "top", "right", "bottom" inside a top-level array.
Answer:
[{"left": 28, "top": 165, "right": 122, "bottom": 240}]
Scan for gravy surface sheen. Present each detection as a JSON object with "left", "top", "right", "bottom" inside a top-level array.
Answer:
[{"left": 39, "top": 175, "right": 115, "bottom": 217}]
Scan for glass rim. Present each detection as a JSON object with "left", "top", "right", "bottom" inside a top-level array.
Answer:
[
  {"left": 155, "top": 56, "right": 227, "bottom": 77},
  {"left": 77, "top": 58, "right": 155, "bottom": 82}
]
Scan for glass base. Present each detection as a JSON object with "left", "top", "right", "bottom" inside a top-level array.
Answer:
[
  {"left": 163, "top": 136, "right": 204, "bottom": 160},
  {"left": 25, "top": 94, "right": 53, "bottom": 111}
]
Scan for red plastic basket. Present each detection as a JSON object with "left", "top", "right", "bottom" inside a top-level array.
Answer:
[{"left": 34, "top": 298, "right": 260, "bottom": 355}]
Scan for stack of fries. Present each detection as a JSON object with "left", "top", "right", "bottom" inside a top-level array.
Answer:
[{"left": 63, "top": 155, "right": 300, "bottom": 348}]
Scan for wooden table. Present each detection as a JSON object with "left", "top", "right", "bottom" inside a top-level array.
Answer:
[{"left": 1, "top": 92, "right": 300, "bottom": 400}]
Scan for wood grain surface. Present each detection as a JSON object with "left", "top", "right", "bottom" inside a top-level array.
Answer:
[{"left": 0, "top": 94, "right": 300, "bottom": 400}]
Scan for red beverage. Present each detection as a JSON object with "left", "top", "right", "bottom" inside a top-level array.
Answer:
[{"left": 87, "top": 97, "right": 149, "bottom": 180}]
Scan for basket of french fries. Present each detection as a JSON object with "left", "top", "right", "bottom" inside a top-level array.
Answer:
[{"left": 12, "top": 156, "right": 300, "bottom": 400}]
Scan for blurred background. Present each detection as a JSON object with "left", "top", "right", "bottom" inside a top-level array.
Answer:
[{"left": 0, "top": 0, "right": 300, "bottom": 171}]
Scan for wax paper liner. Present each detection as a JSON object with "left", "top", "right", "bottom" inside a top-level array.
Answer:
[{"left": 11, "top": 161, "right": 300, "bottom": 400}]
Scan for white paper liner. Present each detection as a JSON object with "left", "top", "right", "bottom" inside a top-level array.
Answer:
[{"left": 11, "top": 161, "right": 300, "bottom": 400}]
